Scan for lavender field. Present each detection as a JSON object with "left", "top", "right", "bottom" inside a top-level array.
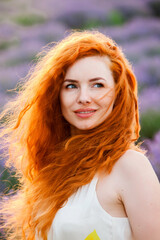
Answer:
[{"left": 0, "top": 0, "right": 160, "bottom": 196}]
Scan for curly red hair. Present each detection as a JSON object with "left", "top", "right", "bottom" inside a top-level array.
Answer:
[{"left": 0, "top": 30, "right": 141, "bottom": 239}]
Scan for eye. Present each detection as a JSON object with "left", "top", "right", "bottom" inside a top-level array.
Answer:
[
  {"left": 93, "top": 83, "right": 104, "bottom": 88},
  {"left": 65, "top": 84, "right": 77, "bottom": 89}
]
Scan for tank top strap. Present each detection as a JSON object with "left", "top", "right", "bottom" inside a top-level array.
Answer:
[
  {"left": 88, "top": 174, "right": 98, "bottom": 196},
  {"left": 92, "top": 174, "right": 99, "bottom": 189}
]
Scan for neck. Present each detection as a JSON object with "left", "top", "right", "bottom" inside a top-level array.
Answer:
[{"left": 70, "top": 126, "right": 90, "bottom": 136}]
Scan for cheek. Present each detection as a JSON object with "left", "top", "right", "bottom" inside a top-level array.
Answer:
[
  {"left": 95, "top": 91, "right": 115, "bottom": 107},
  {"left": 94, "top": 87, "right": 115, "bottom": 101},
  {"left": 60, "top": 92, "right": 73, "bottom": 113}
]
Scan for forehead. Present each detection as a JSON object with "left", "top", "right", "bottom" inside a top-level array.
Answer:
[{"left": 64, "top": 56, "right": 112, "bottom": 80}]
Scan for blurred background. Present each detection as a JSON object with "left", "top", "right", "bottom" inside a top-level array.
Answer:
[{"left": 0, "top": 0, "right": 160, "bottom": 236}]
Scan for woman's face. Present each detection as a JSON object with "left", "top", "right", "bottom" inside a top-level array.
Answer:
[{"left": 60, "top": 56, "right": 115, "bottom": 134}]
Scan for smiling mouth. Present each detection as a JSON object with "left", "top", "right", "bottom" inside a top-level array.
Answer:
[
  {"left": 76, "top": 110, "right": 95, "bottom": 113},
  {"left": 74, "top": 110, "right": 96, "bottom": 118}
]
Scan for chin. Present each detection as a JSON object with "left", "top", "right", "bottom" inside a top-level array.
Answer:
[{"left": 76, "top": 124, "right": 97, "bottom": 131}]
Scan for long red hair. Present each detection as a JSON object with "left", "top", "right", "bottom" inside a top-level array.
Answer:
[{"left": 0, "top": 30, "right": 140, "bottom": 239}]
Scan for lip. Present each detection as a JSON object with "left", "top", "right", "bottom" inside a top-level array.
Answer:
[{"left": 74, "top": 108, "right": 97, "bottom": 118}]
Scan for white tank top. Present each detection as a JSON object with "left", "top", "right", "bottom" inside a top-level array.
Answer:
[{"left": 47, "top": 176, "right": 133, "bottom": 240}]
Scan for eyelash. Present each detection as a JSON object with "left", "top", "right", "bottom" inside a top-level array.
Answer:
[
  {"left": 65, "top": 83, "right": 104, "bottom": 89},
  {"left": 94, "top": 83, "right": 104, "bottom": 88},
  {"left": 65, "top": 84, "right": 77, "bottom": 89}
]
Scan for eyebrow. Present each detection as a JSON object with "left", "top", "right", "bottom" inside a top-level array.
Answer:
[{"left": 64, "top": 77, "right": 106, "bottom": 83}]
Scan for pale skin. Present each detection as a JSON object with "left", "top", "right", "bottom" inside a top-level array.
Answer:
[
  {"left": 97, "top": 149, "right": 160, "bottom": 240},
  {"left": 60, "top": 55, "right": 115, "bottom": 135},
  {"left": 60, "top": 56, "right": 160, "bottom": 239}
]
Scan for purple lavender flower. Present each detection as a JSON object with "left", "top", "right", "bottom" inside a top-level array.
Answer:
[
  {"left": 139, "top": 87, "right": 160, "bottom": 113},
  {"left": 100, "top": 17, "right": 160, "bottom": 43},
  {"left": 134, "top": 57, "right": 160, "bottom": 87},
  {"left": 0, "top": 63, "right": 30, "bottom": 93},
  {"left": 143, "top": 131, "right": 160, "bottom": 180}
]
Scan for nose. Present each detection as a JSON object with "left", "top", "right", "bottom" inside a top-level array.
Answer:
[{"left": 77, "top": 88, "right": 91, "bottom": 104}]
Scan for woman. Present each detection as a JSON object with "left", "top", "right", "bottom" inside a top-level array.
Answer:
[{"left": 0, "top": 31, "right": 160, "bottom": 240}]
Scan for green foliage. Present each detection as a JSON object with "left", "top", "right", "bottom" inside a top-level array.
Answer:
[
  {"left": 149, "top": 1, "right": 160, "bottom": 17},
  {"left": 0, "top": 115, "right": 9, "bottom": 125},
  {"left": 0, "top": 167, "right": 20, "bottom": 194},
  {"left": 0, "top": 39, "right": 18, "bottom": 51},
  {"left": 146, "top": 47, "right": 160, "bottom": 57},
  {"left": 6, "top": 55, "right": 35, "bottom": 67},
  {"left": 0, "top": 41, "right": 11, "bottom": 51},
  {"left": 107, "top": 10, "right": 125, "bottom": 26},
  {"left": 140, "top": 110, "right": 160, "bottom": 139},
  {"left": 82, "top": 9, "right": 126, "bottom": 29},
  {"left": 14, "top": 14, "right": 45, "bottom": 26},
  {"left": 83, "top": 18, "right": 103, "bottom": 29}
]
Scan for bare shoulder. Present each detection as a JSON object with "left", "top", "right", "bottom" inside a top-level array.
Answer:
[
  {"left": 118, "top": 149, "right": 149, "bottom": 167},
  {"left": 113, "top": 148, "right": 160, "bottom": 201},
  {"left": 114, "top": 149, "right": 158, "bottom": 182},
  {"left": 114, "top": 149, "right": 160, "bottom": 240}
]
